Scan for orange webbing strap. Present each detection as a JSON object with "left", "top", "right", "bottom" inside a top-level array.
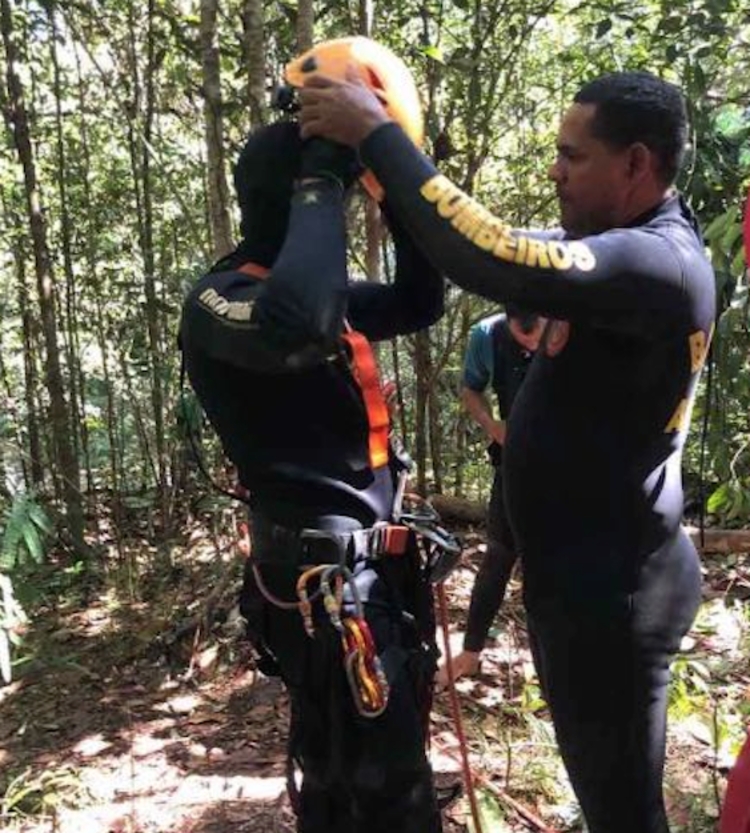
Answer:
[
  {"left": 235, "top": 263, "right": 390, "bottom": 469},
  {"left": 237, "top": 261, "right": 271, "bottom": 280},
  {"left": 341, "top": 330, "right": 390, "bottom": 469}
]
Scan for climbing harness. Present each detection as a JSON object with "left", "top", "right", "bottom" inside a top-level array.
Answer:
[
  {"left": 399, "top": 494, "right": 463, "bottom": 584},
  {"left": 245, "top": 494, "right": 463, "bottom": 720}
]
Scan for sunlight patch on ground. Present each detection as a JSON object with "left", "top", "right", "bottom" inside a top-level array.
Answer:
[
  {"left": 73, "top": 734, "right": 114, "bottom": 757},
  {"left": 25, "top": 771, "right": 288, "bottom": 833},
  {"left": 155, "top": 692, "right": 203, "bottom": 716}
]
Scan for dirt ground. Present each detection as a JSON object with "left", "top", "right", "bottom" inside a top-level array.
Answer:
[{"left": 0, "top": 528, "right": 747, "bottom": 833}]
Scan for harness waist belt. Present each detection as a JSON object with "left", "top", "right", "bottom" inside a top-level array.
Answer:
[{"left": 251, "top": 519, "right": 410, "bottom": 567}]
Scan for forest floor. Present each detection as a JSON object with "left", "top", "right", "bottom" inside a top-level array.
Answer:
[{"left": 0, "top": 511, "right": 748, "bottom": 833}]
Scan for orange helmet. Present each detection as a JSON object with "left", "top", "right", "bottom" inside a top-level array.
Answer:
[{"left": 285, "top": 37, "right": 424, "bottom": 201}]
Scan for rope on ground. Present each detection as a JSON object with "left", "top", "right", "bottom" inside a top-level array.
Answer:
[
  {"left": 437, "top": 581, "right": 485, "bottom": 833},
  {"left": 431, "top": 735, "right": 560, "bottom": 833}
]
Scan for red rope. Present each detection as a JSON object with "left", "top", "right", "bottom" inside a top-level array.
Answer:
[{"left": 436, "top": 582, "right": 484, "bottom": 833}]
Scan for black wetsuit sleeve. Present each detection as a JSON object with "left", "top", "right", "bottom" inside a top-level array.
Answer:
[
  {"left": 359, "top": 124, "right": 691, "bottom": 337},
  {"left": 180, "top": 181, "right": 349, "bottom": 372},
  {"left": 345, "top": 200, "right": 445, "bottom": 341}
]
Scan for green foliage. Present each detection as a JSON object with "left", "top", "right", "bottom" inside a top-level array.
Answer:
[
  {"left": 468, "top": 790, "right": 511, "bottom": 833},
  {"left": 0, "top": 493, "right": 52, "bottom": 683},
  {"left": 0, "top": 492, "right": 53, "bottom": 574},
  {"left": 0, "top": 765, "right": 91, "bottom": 819}
]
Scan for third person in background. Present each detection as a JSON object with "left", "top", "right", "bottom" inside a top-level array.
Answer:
[{"left": 436, "top": 305, "right": 545, "bottom": 686}]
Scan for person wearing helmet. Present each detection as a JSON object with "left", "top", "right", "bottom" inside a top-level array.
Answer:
[
  {"left": 179, "top": 121, "right": 445, "bottom": 832},
  {"left": 299, "top": 68, "right": 716, "bottom": 833}
]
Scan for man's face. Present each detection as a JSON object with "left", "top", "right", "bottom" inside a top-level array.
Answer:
[
  {"left": 548, "top": 103, "right": 632, "bottom": 237},
  {"left": 509, "top": 317, "right": 547, "bottom": 352}
]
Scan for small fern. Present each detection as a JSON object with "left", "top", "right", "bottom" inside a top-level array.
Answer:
[{"left": 0, "top": 492, "right": 53, "bottom": 573}]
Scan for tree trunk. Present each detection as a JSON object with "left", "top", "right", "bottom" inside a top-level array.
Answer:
[
  {"left": 428, "top": 382, "right": 443, "bottom": 494},
  {"left": 241, "top": 0, "right": 266, "bottom": 127},
  {"left": 128, "top": 0, "right": 168, "bottom": 531},
  {"left": 1, "top": 0, "right": 86, "bottom": 558},
  {"left": 200, "top": 0, "right": 234, "bottom": 260},
  {"left": 358, "top": 0, "right": 375, "bottom": 36},
  {"left": 357, "top": 2, "right": 382, "bottom": 282},
  {"left": 413, "top": 331, "right": 430, "bottom": 495},
  {"left": 453, "top": 297, "right": 473, "bottom": 494},
  {"left": 72, "top": 42, "right": 123, "bottom": 546},
  {"left": 2, "top": 190, "right": 44, "bottom": 489},
  {"left": 389, "top": 337, "right": 408, "bottom": 446},
  {"left": 296, "top": 0, "right": 314, "bottom": 52},
  {"left": 46, "top": 2, "right": 94, "bottom": 499}
]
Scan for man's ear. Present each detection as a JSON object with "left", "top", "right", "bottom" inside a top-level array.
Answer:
[{"left": 627, "top": 142, "right": 652, "bottom": 181}]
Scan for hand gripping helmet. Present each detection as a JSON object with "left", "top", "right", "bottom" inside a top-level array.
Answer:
[{"left": 284, "top": 37, "right": 424, "bottom": 201}]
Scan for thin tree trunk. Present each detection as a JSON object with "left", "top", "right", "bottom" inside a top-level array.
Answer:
[
  {"left": 119, "top": 351, "right": 159, "bottom": 492},
  {"left": 296, "top": 0, "right": 314, "bottom": 52},
  {"left": 428, "top": 384, "right": 443, "bottom": 494},
  {"left": 16, "top": 234, "right": 44, "bottom": 491},
  {"left": 1, "top": 0, "right": 86, "bottom": 558},
  {"left": 128, "top": 0, "right": 168, "bottom": 531},
  {"left": 358, "top": 1, "right": 382, "bottom": 282},
  {"left": 200, "top": 0, "right": 233, "bottom": 260},
  {"left": 0, "top": 270, "right": 32, "bottom": 495},
  {"left": 242, "top": 0, "right": 266, "bottom": 127},
  {"left": 453, "top": 297, "right": 472, "bottom": 494},
  {"left": 389, "top": 337, "right": 408, "bottom": 447},
  {"left": 1, "top": 189, "right": 44, "bottom": 489},
  {"left": 413, "top": 331, "right": 430, "bottom": 496},
  {"left": 358, "top": 0, "right": 375, "bottom": 37},
  {"left": 364, "top": 200, "right": 382, "bottom": 281},
  {"left": 73, "top": 41, "right": 123, "bottom": 545},
  {"left": 46, "top": 2, "right": 94, "bottom": 499}
]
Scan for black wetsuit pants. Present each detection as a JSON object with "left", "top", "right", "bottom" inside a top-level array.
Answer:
[
  {"left": 525, "top": 529, "right": 702, "bottom": 833},
  {"left": 464, "top": 467, "right": 517, "bottom": 653},
  {"left": 240, "top": 513, "right": 442, "bottom": 833}
]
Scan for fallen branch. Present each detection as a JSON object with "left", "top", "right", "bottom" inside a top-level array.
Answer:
[
  {"left": 429, "top": 495, "right": 750, "bottom": 555},
  {"left": 432, "top": 737, "right": 559, "bottom": 833}
]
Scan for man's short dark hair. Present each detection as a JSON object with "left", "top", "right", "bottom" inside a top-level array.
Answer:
[
  {"left": 574, "top": 71, "right": 688, "bottom": 185},
  {"left": 505, "top": 303, "right": 540, "bottom": 334}
]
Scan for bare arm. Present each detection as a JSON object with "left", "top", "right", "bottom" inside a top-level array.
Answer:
[{"left": 461, "top": 386, "right": 505, "bottom": 446}]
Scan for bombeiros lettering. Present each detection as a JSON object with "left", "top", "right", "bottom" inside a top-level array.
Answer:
[
  {"left": 663, "top": 324, "right": 715, "bottom": 433},
  {"left": 420, "top": 175, "right": 596, "bottom": 272}
]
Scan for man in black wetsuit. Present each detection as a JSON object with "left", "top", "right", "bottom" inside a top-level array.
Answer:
[
  {"left": 180, "top": 123, "right": 445, "bottom": 832},
  {"left": 436, "top": 305, "right": 545, "bottom": 686},
  {"left": 299, "top": 69, "right": 716, "bottom": 833}
]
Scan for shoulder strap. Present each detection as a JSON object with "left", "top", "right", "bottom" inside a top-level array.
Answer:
[
  {"left": 236, "top": 261, "right": 271, "bottom": 280},
  {"left": 341, "top": 328, "right": 390, "bottom": 470}
]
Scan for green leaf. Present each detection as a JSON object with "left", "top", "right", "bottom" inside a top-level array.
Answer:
[
  {"left": 27, "top": 502, "right": 53, "bottom": 535},
  {"left": 707, "top": 482, "right": 731, "bottom": 513},
  {"left": 21, "top": 523, "right": 43, "bottom": 564},
  {"left": 422, "top": 45, "right": 445, "bottom": 64},
  {"left": 704, "top": 207, "right": 737, "bottom": 241}
]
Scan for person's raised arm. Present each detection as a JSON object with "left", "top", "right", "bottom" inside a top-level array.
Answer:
[
  {"left": 300, "top": 75, "right": 691, "bottom": 337},
  {"left": 180, "top": 177, "right": 348, "bottom": 373}
]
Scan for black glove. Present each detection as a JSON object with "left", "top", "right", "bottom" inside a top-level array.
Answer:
[{"left": 299, "top": 137, "right": 361, "bottom": 190}]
